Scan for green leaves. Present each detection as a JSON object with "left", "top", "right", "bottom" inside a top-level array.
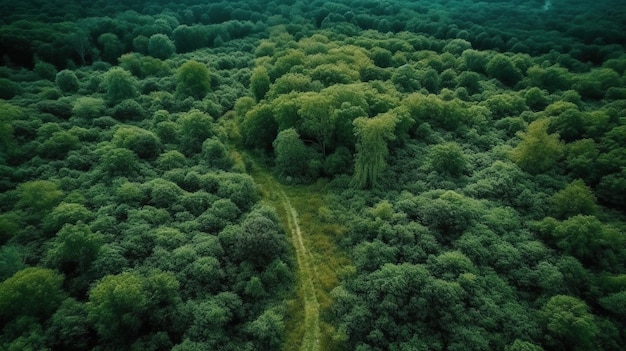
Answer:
[
  {"left": 540, "top": 295, "right": 599, "bottom": 351},
  {"left": 176, "top": 60, "right": 211, "bottom": 99},
  {"left": 0, "top": 267, "right": 64, "bottom": 322},
  {"left": 510, "top": 119, "right": 564, "bottom": 174},
  {"left": 352, "top": 112, "right": 397, "bottom": 188},
  {"left": 87, "top": 272, "right": 148, "bottom": 342},
  {"left": 273, "top": 128, "right": 311, "bottom": 179}
]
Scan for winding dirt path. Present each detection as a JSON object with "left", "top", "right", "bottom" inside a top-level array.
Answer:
[{"left": 250, "top": 167, "right": 321, "bottom": 351}]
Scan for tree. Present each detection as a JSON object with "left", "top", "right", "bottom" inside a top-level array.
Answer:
[
  {"left": 428, "top": 142, "right": 468, "bottom": 177},
  {"left": 273, "top": 128, "right": 310, "bottom": 178},
  {"left": 250, "top": 66, "right": 271, "bottom": 101},
  {"left": 220, "top": 209, "right": 287, "bottom": 268},
  {"left": 0, "top": 267, "right": 64, "bottom": 322},
  {"left": 486, "top": 54, "right": 522, "bottom": 86},
  {"left": 177, "top": 60, "right": 211, "bottom": 99},
  {"left": 246, "top": 308, "right": 285, "bottom": 350},
  {"left": 510, "top": 119, "right": 564, "bottom": 174},
  {"left": 0, "top": 101, "right": 23, "bottom": 153},
  {"left": 148, "top": 34, "right": 175, "bottom": 59},
  {"left": 0, "top": 245, "right": 25, "bottom": 281},
  {"left": 98, "top": 146, "right": 140, "bottom": 176},
  {"left": 112, "top": 125, "right": 162, "bottom": 159},
  {"left": 16, "top": 180, "right": 64, "bottom": 215},
  {"left": 43, "top": 202, "right": 94, "bottom": 234},
  {"left": 298, "top": 93, "right": 335, "bottom": 155},
  {"left": 552, "top": 215, "right": 623, "bottom": 267},
  {"left": 540, "top": 295, "right": 598, "bottom": 351},
  {"left": 45, "top": 222, "right": 103, "bottom": 275},
  {"left": 352, "top": 113, "right": 397, "bottom": 188},
  {"left": 0, "top": 78, "right": 22, "bottom": 99},
  {"left": 202, "top": 137, "right": 232, "bottom": 170},
  {"left": 506, "top": 340, "right": 544, "bottom": 351},
  {"left": 87, "top": 272, "right": 148, "bottom": 343},
  {"left": 97, "top": 33, "right": 124, "bottom": 64},
  {"left": 46, "top": 298, "right": 92, "bottom": 351},
  {"left": 55, "top": 69, "right": 79, "bottom": 93},
  {"left": 72, "top": 97, "right": 105, "bottom": 119},
  {"left": 550, "top": 179, "right": 597, "bottom": 218},
  {"left": 179, "top": 109, "right": 215, "bottom": 155},
  {"left": 172, "top": 25, "right": 210, "bottom": 53},
  {"left": 241, "top": 103, "right": 278, "bottom": 150},
  {"left": 104, "top": 67, "right": 138, "bottom": 105}
]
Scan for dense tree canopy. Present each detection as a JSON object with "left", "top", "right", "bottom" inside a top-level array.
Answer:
[{"left": 1, "top": 0, "right": 625, "bottom": 350}]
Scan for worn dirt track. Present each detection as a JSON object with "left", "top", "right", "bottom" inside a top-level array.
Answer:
[{"left": 250, "top": 165, "right": 321, "bottom": 351}]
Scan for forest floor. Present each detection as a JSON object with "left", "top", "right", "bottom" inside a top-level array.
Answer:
[{"left": 245, "top": 155, "right": 349, "bottom": 351}]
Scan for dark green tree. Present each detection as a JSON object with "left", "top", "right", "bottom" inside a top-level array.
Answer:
[
  {"left": 273, "top": 128, "right": 310, "bottom": 178},
  {"left": 104, "top": 67, "right": 138, "bottom": 105},
  {"left": 148, "top": 34, "right": 175, "bottom": 60},
  {"left": 55, "top": 69, "right": 79, "bottom": 93},
  {"left": 45, "top": 222, "right": 103, "bottom": 275},
  {"left": 486, "top": 53, "right": 522, "bottom": 86},
  {"left": 179, "top": 109, "right": 215, "bottom": 155},
  {"left": 540, "top": 295, "right": 599, "bottom": 351}
]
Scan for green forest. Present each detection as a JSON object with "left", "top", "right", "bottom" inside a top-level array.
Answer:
[{"left": 1, "top": 0, "right": 625, "bottom": 350}]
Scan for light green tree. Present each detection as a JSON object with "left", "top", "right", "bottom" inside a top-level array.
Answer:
[
  {"left": 550, "top": 179, "right": 598, "bottom": 218},
  {"left": 177, "top": 60, "right": 211, "bottom": 99},
  {"left": 510, "top": 119, "right": 564, "bottom": 174},
  {"left": 148, "top": 33, "right": 175, "bottom": 60},
  {"left": 428, "top": 142, "right": 468, "bottom": 177},
  {"left": 0, "top": 267, "right": 64, "bottom": 321},
  {"left": 352, "top": 112, "right": 397, "bottom": 188},
  {"left": 250, "top": 66, "right": 271, "bottom": 101}
]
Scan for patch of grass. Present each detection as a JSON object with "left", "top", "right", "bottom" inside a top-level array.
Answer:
[{"left": 245, "top": 152, "right": 349, "bottom": 351}]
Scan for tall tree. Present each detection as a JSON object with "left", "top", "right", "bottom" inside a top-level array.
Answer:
[{"left": 352, "top": 113, "right": 397, "bottom": 188}]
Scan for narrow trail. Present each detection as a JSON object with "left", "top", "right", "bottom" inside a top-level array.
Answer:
[
  {"left": 277, "top": 188, "right": 321, "bottom": 351},
  {"left": 250, "top": 166, "right": 321, "bottom": 351}
]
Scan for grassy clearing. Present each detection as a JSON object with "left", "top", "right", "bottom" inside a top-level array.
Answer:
[{"left": 245, "top": 155, "right": 349, "bottom": 351}]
